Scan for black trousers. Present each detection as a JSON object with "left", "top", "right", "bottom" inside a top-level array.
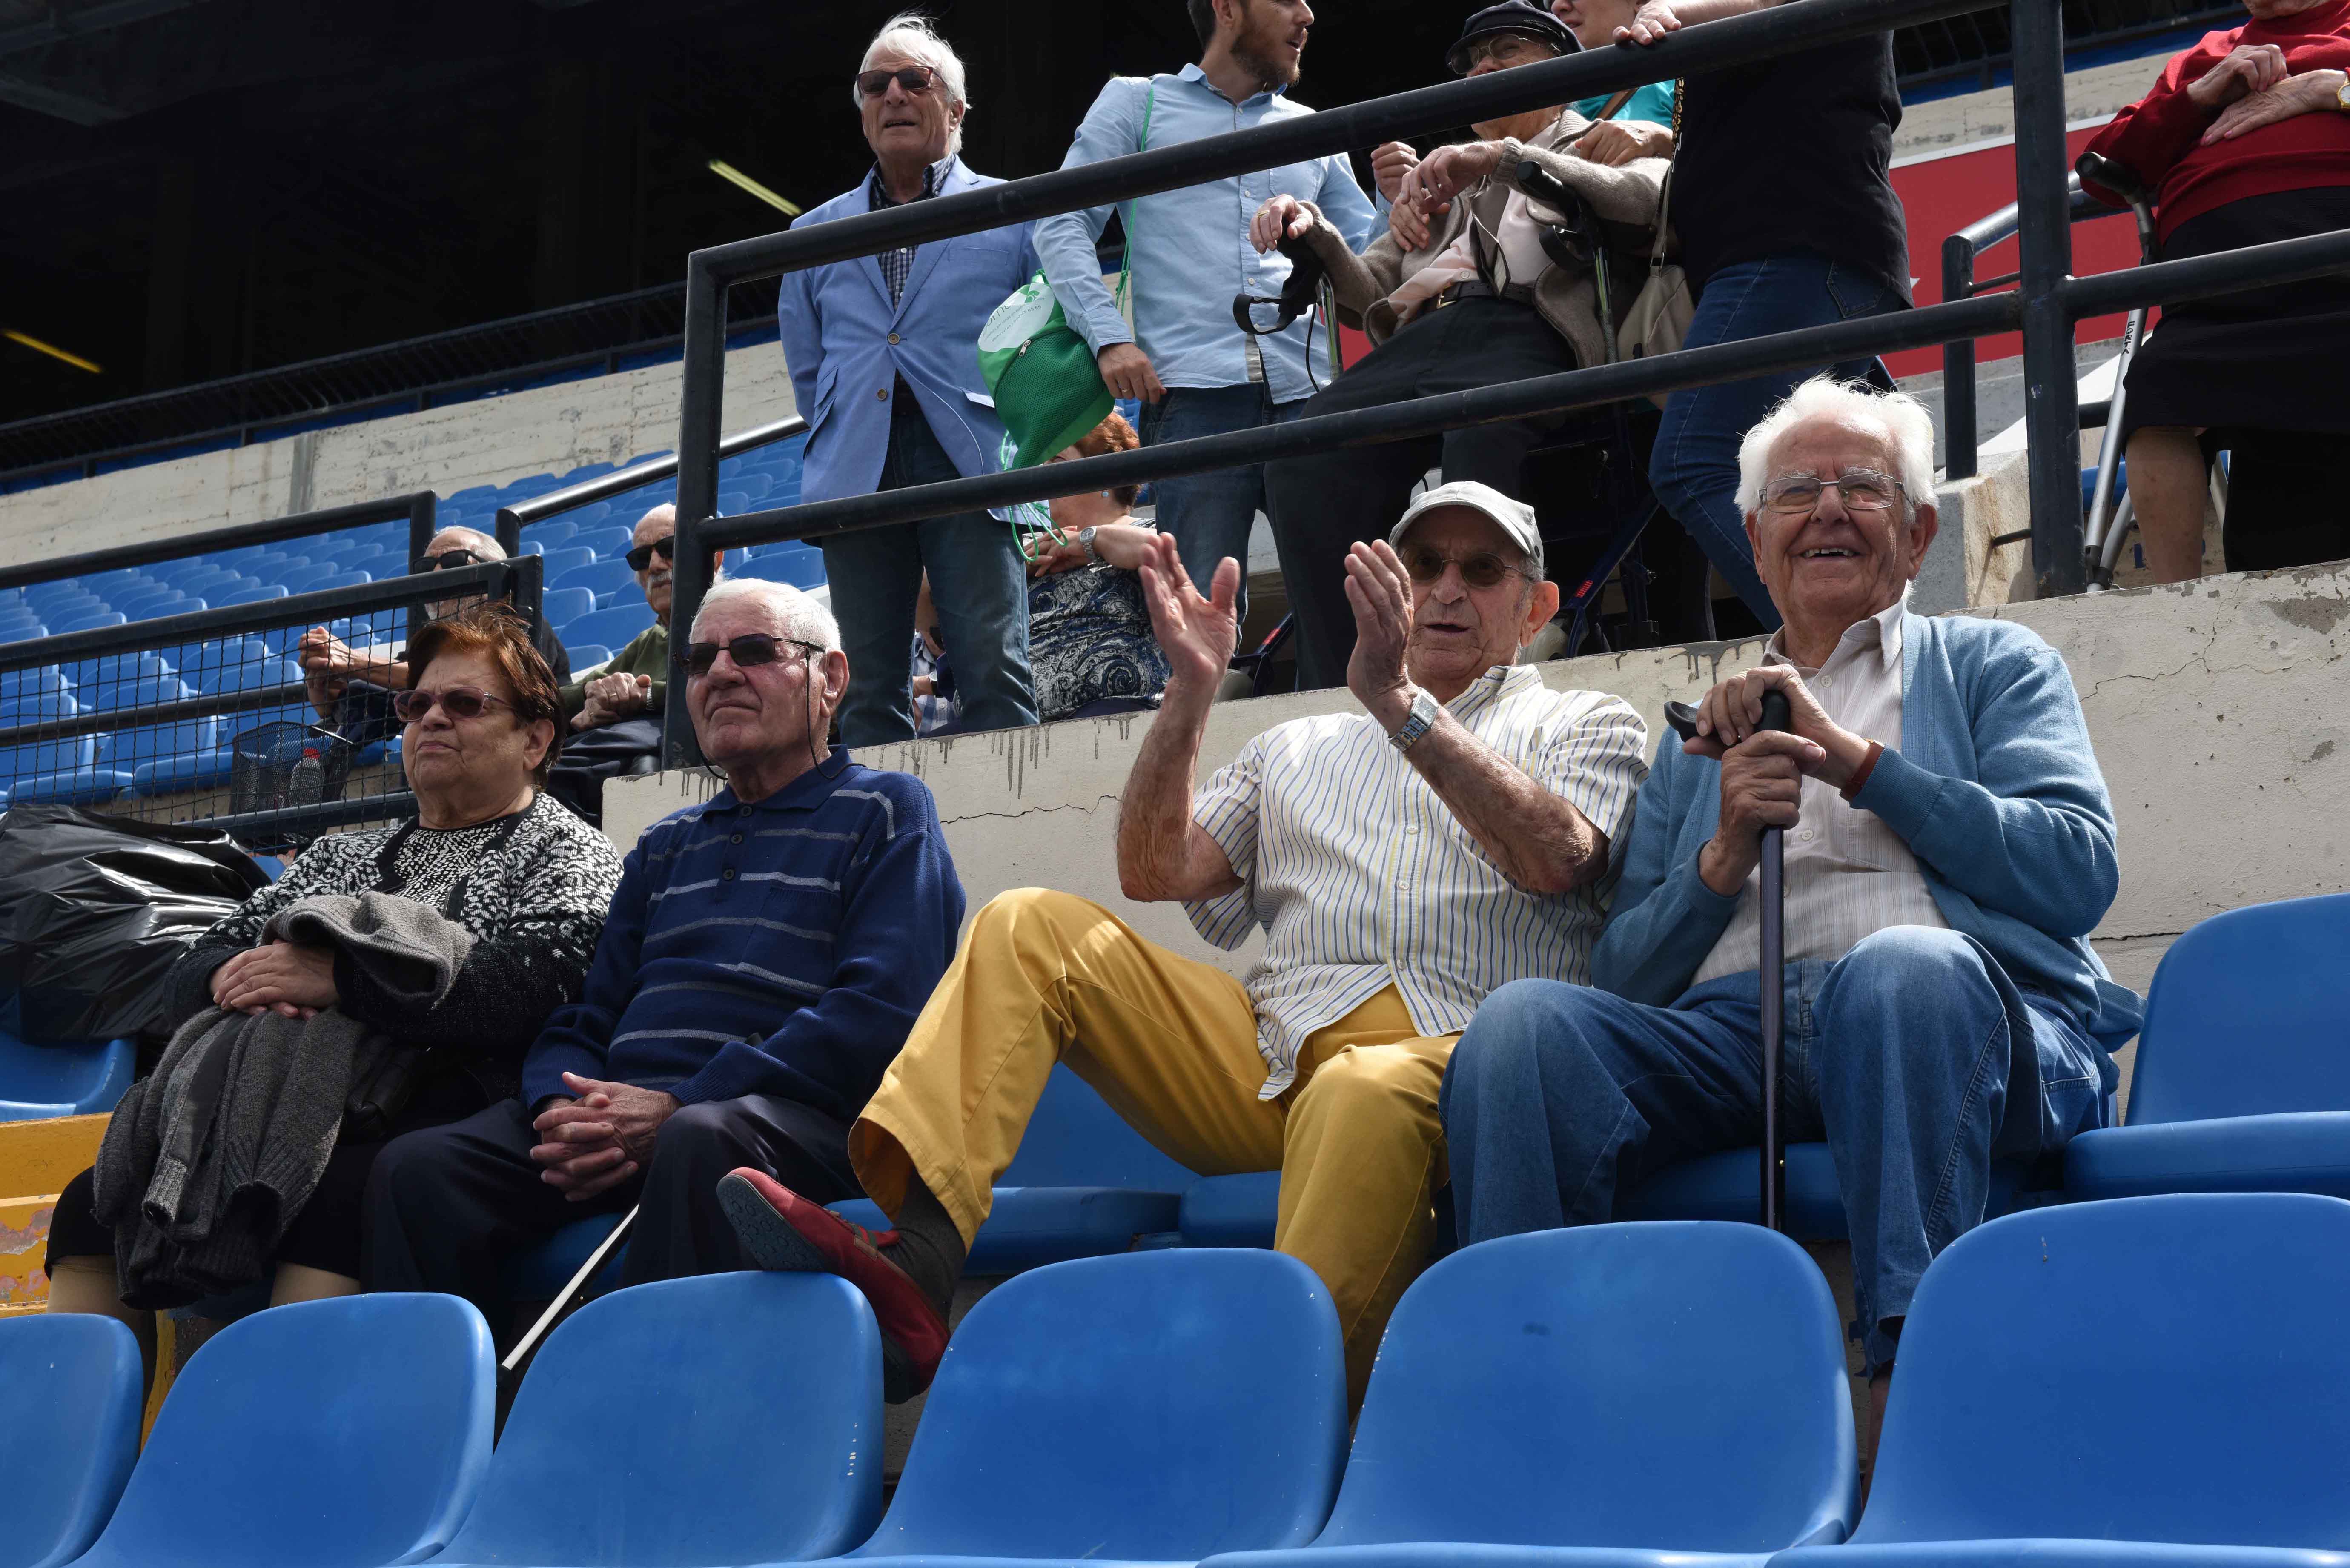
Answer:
[
  {"left": 364, "top": 1093, "right": 862, "bottom": 1327},
  {"left": 1262, "top": 297, "right": 1579, "bottom": 692}
]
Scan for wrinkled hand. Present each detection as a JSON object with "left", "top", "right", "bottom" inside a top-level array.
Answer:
[
  {"left": 297, "top": 627, "right": 357, "bottom": 674},
  {"left": 1029, "top": 536, "right": 1094, "bottom": 577},
  {"left": 1615, "top": 0, "right": 1683, "bottom": 44},
  {"left": 1250, "top": 195, "right": 1315, "bottom": 254},
  {"left": 1681, "top": 666, "right": 1869, "bottom": 788},
  {"left": 592, "top": 671, "right": 650, "bottom": 716},
  {"left": 530, "top": 1074, "right": 679, "bottom": 1201},
  {"left": 1097, "top": 343, "right": 1164, "bottom": 403},
  {"left": 1400, "top": 140, "right": 1504, "bottom": 219},
  {"left": 305, "top": 668, "right": 347, "bottom": 720},
  {"left": 1135, "top": 531, "right": 1239, "bottom": 693},
  {"left": 212, "top": 940, "right": 338, "bottom": 1018},
  {"left": 1698, "top": 731, "right": 1823, "bottom": 896},
  {"left": 1343, "top": 540, "right": 1418, "bottom": 730},
  {"left": 1371, "top": 140, "right": 1421, "bottom": 203},
  {"left": 2203, "top": 68, "right": 2345, "bottom": 142},
  {"left": 1575, "top": 119, "right": 1673, "bottom": 166},
  {"left": 1390, "top": 195, "right": 1434, "bottom": 253},
  {"left": 2187, "top": 43, "right": 2289, "bottom": 107}
]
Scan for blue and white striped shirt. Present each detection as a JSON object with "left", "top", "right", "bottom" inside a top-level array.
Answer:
[{"left": 1186, "top": 665, "right": 1650, "bottom": 1096}]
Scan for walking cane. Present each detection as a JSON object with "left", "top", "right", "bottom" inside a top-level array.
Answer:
[
  {"left": 1664, "top": 689, "right": 1794, "bottom": 1233},
  {"left": 500, "top": 1204, "right": 638, "bottom": 1376}
]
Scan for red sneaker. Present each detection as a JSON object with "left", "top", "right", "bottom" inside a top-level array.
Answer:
[{"left": 717, "top": 1167, "right": 950, "bottom": 1401}]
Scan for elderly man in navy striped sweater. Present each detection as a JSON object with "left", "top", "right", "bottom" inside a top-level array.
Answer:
[
  {"left": 366, "top": 577, "right": 965, "bottom": 1328},
  {"left": 722, "top": 481, "right": 1650, "bottom": 1407}
]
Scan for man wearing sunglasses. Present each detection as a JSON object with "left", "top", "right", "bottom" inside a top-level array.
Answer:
[
  {"left": 720, "top": 480, "right": 1648, "bottom": 1409},
  {"left": 1258, "top": 0, "right": 1668, "bottom": 693},
  {"left": 778, "top": 14, "right": 1040, "bottom": 747},
  {"left": 370, "top": 577, "right": 966, "bottom": 1326},
  {"left": 557, "top": 504, "right": 719, "bottom": 735},
  {"left": 1441, "top": 381, "right": 2141, "bottom": 1459}
]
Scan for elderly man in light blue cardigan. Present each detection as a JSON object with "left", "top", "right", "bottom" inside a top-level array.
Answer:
[{"left": 1441, "top": 377, "right": 2142, "bottom": 1417}]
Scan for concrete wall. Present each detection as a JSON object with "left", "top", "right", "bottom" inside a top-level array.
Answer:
[
  {"left": 0, "top": 341, "right": 796, "bottom": 572},
  {"left": 608, "top": 560, "right": 2350, "bottom": 1104}
]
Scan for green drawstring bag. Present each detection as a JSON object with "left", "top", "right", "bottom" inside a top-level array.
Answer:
[{"left": 978, "top": 83, "right": 1155, "bottom": 470}]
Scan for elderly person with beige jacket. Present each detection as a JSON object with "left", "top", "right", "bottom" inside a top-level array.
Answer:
[{"left": 1255, "top": 0, "right": 1666, "bottom": 692}]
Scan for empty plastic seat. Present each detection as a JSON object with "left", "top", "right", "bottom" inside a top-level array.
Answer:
[
  {"left": 211, "top": 584, "right": 289, "bottom": 609},
  {"left": 0, "top": 667, "right": 69, "bottom": 703},
  {"left": 846, "top": 1250, "right": 1347, "bottom": 1568},
  {"left": 86, "top": 674, "right": 191, "bottom": 713},
  {"left": 0, "top": 1314, "right": 143, "bottom": 1568},
  {"left": 562, "top": 643, "right": 613, "bottom": 672},
  {"left": 1772, "top": 1193, "right": 2350, "bottom": 1568},
  {"left": 432, "top": 1274, "right": 882, "bottom": 1568},
  {"left": 2067, "top": 893, "right": 2350, "bottom": 1199},
  {"left": 539, "top": 546, "right": 597, "bottom": 582},
  {"left": 570, "top": 527, "right": 633, "bottom": 557},
  {"left": 731, "top": 551, "right": 826, "bottom": 590},
  {"left": 552, "top": 559, "right": 638, "bottom": 600},
  {"left": 1198, "top": 1225, "right": 1854, "bottom": 1568},
  {"left": 0, "top": 1029, "right": 136, "bottom": 1122},
  {"left": 65, "top": 1294, "right": 494, "bottom": 1568},
  {"left": 832, "top": 1064, "right": 1196, "bottom": 1273},
  {"left": 133, "top": 750, "right": 236, "bottom": 796},
  {"left": 47, "top": 610, "right": 126, "bottom": 636},
  {"left": 521, "top": 520, "right": 577, "bottom": 549},
  {"left": 110, "top": 714, "right": 224, "bottom": 780},
  {"left": 5, "top": 761, "right": 132, "bottom": 806},
  {"left": 193, "top": 656, "right": 302, "bottom": 695},
  {"left": 562, "top": 604, "right": 656, "bottom": 653},
  {"left": 66, "top": 651, "right": 172, "bottom": 692},
  {"left": 1179, "top": 1170, "right": 1282, "bottom": 1247},
  {"left": 542, "top": 587, "right": 597, "bottom": 629}
]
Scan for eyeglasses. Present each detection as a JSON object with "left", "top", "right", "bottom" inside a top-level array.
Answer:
[
  {"left": 676, "top": 633, "right": 827, "bottom": 678},
  {"left": 1762, "top": 469, "right": 1907, "bottom": 515},
  {"left": 856, "top": 65, "right": 937, "bottom": 98},
  {"left": 1399, "top": 544, "right": 1527, "bottom": 589},
  {"left": 1460, "top": 34, "right": 1554, "bottom": 71},
  {"left": 624, "top": 537, "right": 677, "bottom": 572},
  {"left": 416, "top": 549, "right": 483, "bottom": 572},
  {"left": 393, "top": 685, "right": 513, "bottom": 722}
]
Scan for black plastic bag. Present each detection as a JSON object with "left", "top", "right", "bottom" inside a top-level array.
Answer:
[{"left": 0, "top": 804, "right": 270, "bottom": 1045}]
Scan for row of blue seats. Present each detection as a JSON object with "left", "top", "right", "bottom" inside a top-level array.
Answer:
[{"left": 14, "top": 1192, "right": 2349, "bottom": 1568}]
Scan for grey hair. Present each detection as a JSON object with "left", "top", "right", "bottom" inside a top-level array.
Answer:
[
  {"left": 429, "top": 524, "right": 504, "bottom": 561},
  {"left": 853, "top": 11, "right": 969, "bottom": 158},
  {"left": 691, "top": 575, "right": 842, "bottom": 655},
  {"left": 1733, "top": 375, "right": 1939, "bottom": 519}
]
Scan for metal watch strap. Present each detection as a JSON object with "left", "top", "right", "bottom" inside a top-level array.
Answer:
[
  {"left": 1079, "top": 526, "right": 1102, "bottom": 565},
  {"left": 1387, "top": 688, "right": 1441, "bottom": 752}
]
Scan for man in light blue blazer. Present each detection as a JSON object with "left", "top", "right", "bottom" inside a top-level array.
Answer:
[
  {"left": 778, "top": 14, "right": 1040, "bottom": 747},
  {"left": 1440, "top": 377, "right": 2144, "bottom": 1427}
]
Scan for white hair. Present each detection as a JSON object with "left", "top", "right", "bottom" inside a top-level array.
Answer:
[
  {"left": 1733, "top": 376, "right": 1939, "bottom": 520},
  {"left": 430, "top": 524, "right": 504, "bottom": 561},
  {"left": 692, "top": 575, "right": 841, "bottom": 655},
  {"left": 854, "top": 12, "right": 969, "bottom": 159}
]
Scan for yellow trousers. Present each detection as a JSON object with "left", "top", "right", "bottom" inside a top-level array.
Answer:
[{"left": 853, "top": 887, "right": 1458, "bottom": 1404}]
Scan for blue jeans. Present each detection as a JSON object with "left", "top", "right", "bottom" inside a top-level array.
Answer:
[
  {"left": 1139, "top": 385, "right": 1303, "bottom": 627},
  {"left": 1439, "top": 927, "right": 2109, "bottom": 1371},
  {"left": 821, "top": 407, "right": 1036, "bottom": 748},
  {"left": 1651, "top": 255, "right": 1907, "bottom": 625}
]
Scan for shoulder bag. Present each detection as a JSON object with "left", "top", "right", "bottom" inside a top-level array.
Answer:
[{"left": 1618, "top": 79, "right": 1693, "bottom": 404}]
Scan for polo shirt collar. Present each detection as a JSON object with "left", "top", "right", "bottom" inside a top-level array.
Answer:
[{"left": 705, "top": 756, "right": 863, "bottom": 817}]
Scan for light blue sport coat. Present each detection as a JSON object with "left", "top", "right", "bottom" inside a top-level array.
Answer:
[
  {"left": 1595, "top": 611, "right": 2144, "bottom": 1060},
  {"left": 777, "top": 156, "right": 1041, "bottom": 507}
]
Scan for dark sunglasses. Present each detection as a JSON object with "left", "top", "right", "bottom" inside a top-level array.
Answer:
[
  {"left": 676, "top": 633, "right": 825, "bottom": 678},
  {"left": 625, "top": 537, "right": 677, "bottom": 572},
  {"left": 416, "top": 549, "right": 484, "bottom": 572},
  {"left": 393, "top": 685, "right": 513, "bottom": 722},
  {"left": 1400, "top": 544, "right": 1525, "bottom": 589},
  {"left": 856, "top": 65, "right": 936, "bottom": 98}
]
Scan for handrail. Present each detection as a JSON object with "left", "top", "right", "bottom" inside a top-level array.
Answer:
[
  {"left": 0, "top": 492, "right": 441, "bottom": 596},
  {"left": 495, "top": 414, "right": 809, "bottom": 536}
]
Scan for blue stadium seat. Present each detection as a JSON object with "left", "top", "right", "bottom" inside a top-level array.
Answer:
[
  {"left": 0, "top": 697, "right": 96, "bottom": 786},
  {"left": 562, "top": 604, "right": 656, "bottom": 653},
  {"left": 48, "top": 610, "right": 126, "bottom": 636},
  {"left": 1179, "top": 1171, "right": 1282, "bottom": 1247},
  {"left": 731, "top": 550, "right": 826, "bottom": 589},
  {"left": 2068, "top": 893, "right": 2350, "bottom": 1200},
  {"left": 432, "top": 1274, "right": 883, "bottom": 1568},
  {"left": 501, "top": 1213, "right": 631, "bottom": 1303},
  {"left": 211, "top": 584, "right": 289, "bottom": 609},
  {"left": 0, "top": 1030, "right": 136, "bottom": 1122},
  {"left": 5, "top": 761, "right": 132, "bottom": 806},
  {"left": 132, "top": 750, "right": 236, "bottom": 796},
  {"left": 521, "top": 520, "right": 577, "bottom": 549},
  {"left": 1198, "top": 1225, "right": 1855, "bottom": 1568},
  {"left": 1771, "top": 1193, "right": 2350, "bottom": 1568},
  {"left": 570, "top": 527, "right": 633, "bottom": 557},
  {"left": 552, "top": 559, "right": 637, "bottom": 600},
  {"left": 832, "top": 1064, "right": 1196, "bottom": 1273},
  {"left": 111, "top": 715, "right": 224, "bottom": 781},
  {"left": 848, "top": 1250, "right": 1347, "bottom": 1568},
  {"left": 0, "top": 668, "right": 69, "bottom": 703},
  {"left": 64, "top": 1294, "right": 494, "bottom": 1568},
  {"left": 68, "top": 651, "right": 172, "bottom": 692},
  {"left": 192, "top": 656, "right": 302, "bottom": 695},
  {"left": 562, "top": 643, "right": 612, "bottom": 672},
  {"left": 542, "top": 587, "right": 596, "bottom": 629},
  {"left": 0, "top": 1314, "right": 143, "bottom": 1568},
  {"left": 1616, "top": 1142, "right": 2045, "bottom": 1241},
  {"left": 89, "top": 674, "right": 190, "bottom": 712}
]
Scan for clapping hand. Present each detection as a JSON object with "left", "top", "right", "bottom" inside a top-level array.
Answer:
[
  {"left": 1343, "top": 540, "right": 1419, "bottom": 728},
  {"left": 1400, "top": 141, "right": 1504, "bottom": 223},
  {"left": 1135, "top": 532, "right": 1239, "bottom": 695}
]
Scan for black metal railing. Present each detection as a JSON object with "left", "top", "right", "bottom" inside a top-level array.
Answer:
[
  {"left": 0, "top": 558, "right": 542, "bottom": 844},
  {"left": 655, "top": 0, "right": 2350, "bottom": 764},
  {"left": 0, "top": 492, "right": 448, "bottom": 599},
  {"left": 0, "top": 279, "right": 782, "bottom": 492}
]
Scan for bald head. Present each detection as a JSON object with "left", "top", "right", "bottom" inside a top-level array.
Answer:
[{"left": 427, "top": 526, "right": 504, "bottom": 563}]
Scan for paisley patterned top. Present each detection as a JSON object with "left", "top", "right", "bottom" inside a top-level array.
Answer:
[{"left": 1027, "top": 561, "right": 1170, "bottom": 722}]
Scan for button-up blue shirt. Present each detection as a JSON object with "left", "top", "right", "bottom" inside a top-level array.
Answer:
[{"left": 1034, "top": 65, "right": 1377, "bottom": 405}]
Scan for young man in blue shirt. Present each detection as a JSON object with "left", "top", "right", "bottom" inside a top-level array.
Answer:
[
  {"left": 365, "top": 578, "right": 966, "bottom": 1330},
  {"left": 1033, "top": 0, "right": 1377, "bottom": 629}
]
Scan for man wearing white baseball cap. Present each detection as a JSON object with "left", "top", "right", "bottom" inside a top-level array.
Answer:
[{"left": 721, "top": 478, "right": 1648, "bottom": 1409}]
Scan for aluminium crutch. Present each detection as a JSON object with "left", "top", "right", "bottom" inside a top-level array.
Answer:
[
  {"left": 1665, "top": 689, "right": 1793, "bottom": 1231},
  {"left": 500, "top": 1204, "right": 638, "bottom": 1377}
]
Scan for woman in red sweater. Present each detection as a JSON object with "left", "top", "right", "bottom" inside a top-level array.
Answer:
[{"left": 2082, "top": 0, "right": 2350, "bottom": 583}]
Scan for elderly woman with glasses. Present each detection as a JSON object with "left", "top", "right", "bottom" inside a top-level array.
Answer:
[{"left": 43, "top": 605, "right": 624, "bottom": 1384}]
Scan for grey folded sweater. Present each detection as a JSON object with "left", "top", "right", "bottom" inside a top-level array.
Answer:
[{"left": 92, "top": 890, "right": 474, "bottom": 1308}]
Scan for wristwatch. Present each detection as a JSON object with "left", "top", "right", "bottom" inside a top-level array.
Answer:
[
  {"left": 2336, "top": 71, "right": 2350, "bottom": 113},
  {"left": 1078, "top": 526, "right": 1103, "bottom": 566},
  {"left": 1387, "top": 688, "right": 1441, "bottom": 752}
]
